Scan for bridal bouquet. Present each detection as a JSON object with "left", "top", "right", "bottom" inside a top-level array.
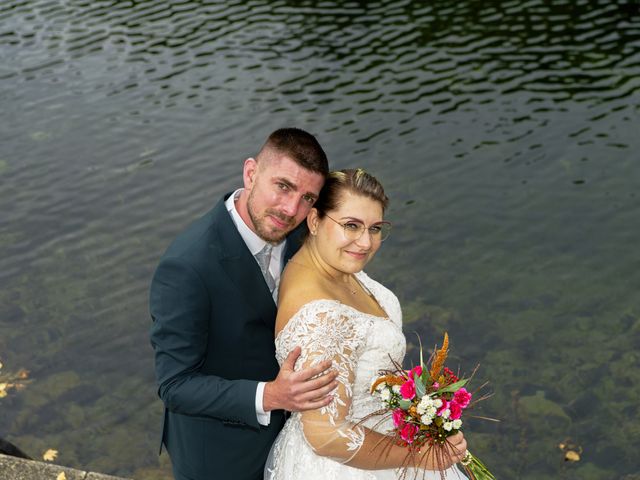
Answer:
[{"left": 369, "top": 333, "right": 496, "bottom": 480}]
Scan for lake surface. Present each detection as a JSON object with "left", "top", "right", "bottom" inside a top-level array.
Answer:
[{"left": 1, "top": 1, "right": 639, "bottom": 478}]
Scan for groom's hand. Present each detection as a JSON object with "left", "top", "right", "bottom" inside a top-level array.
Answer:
[{"left": 263, "top": 346, "right": 338, "bottom": 412}]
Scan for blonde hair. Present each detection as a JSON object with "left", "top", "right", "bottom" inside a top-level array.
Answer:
[{"left": 313, "top": 168, "right": 389, "bottom": 217}]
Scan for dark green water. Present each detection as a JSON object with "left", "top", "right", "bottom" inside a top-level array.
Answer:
[{"left": 1, "top": 1, "right": 639, "bottom": 479}]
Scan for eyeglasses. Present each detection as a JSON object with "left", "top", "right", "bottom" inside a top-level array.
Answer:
[{"left": 324, "top": 214, "right": 392, "bottom": 242}]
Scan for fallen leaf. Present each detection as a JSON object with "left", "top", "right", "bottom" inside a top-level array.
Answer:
[
  {"left": 17, "top": 369, "right": 29, "bottom": 379},
  {"left": 565, "top": 450, "right": 581, "bottom": 462},
  {"left": 43, "top": 449, "right": 58, "bottom": 461},
  {"left": 57, "top": 473, "right": 67, "bottom": 480}
]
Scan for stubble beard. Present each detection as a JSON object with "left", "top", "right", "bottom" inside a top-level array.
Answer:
[{"left": 247, "top": 191, "right": 295, "bottom": 244}]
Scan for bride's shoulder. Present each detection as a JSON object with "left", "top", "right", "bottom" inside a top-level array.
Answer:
[
  {"left": 356, "top": 270, "right": 403, "bottom": 324},
  {"left": 356, "top": 270, "right": 397, "bottom": 299},
  {"left": 275, "top": 263, "right": 333, "bottom": 333}
]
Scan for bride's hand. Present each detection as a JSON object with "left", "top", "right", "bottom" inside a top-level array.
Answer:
[
  {"left": 263, "top": 346, "right": 339, "bottom": 412},
  {"left": 418, "top": 432, "right": 467, "bottom": 471}
]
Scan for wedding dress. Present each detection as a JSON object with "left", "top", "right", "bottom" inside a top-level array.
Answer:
[{"left": 265, "top": 271, "right": 468, "bottom": 480}]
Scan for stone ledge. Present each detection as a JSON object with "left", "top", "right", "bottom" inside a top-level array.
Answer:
[{"left": 0, "top": 453, "right": 131, "bottom": 480}]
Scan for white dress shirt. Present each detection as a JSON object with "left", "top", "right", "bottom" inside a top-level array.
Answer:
[{"left": 225, "top": 189, "right": 285, "bottom": 426}]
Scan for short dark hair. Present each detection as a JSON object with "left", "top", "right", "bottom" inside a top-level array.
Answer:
[
  {"left": 313, "top": 168, "right": 389, "bottom": 216},
  {"left": 257, "top": 128, "right": 329, "bottom": 177}
]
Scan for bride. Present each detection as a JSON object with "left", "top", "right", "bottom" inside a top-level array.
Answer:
[{"left": 265, "top": 169, "right": 469, "bottom": 479}]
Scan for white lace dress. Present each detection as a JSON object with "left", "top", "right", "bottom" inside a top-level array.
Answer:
[{"left": 265, "top": 271, "right": 467, "bottom": 480}]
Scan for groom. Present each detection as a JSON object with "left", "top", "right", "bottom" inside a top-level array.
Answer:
[{"left": 149, "top": 128, "right": 338, "bottom": 480}]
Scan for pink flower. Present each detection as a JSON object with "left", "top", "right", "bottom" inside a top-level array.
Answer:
[
  {"left": 400, "top": 379, "right": 416, "bottom": 400},
  {"left": 449, "top": 401, "right": 462, "bottom": 420},
  {"left": 409, "top": 365, "right": 423, "bottom": 380},
  {"left": 437, "top": 399, "right": 450, "bottom": 417},
  {"left": 453, "top": 388, "right": 472, "bottom": 408},
  {"left": 432, "top": 382, "right": 440, "bottom": 389},
  {"left": 392, "top": 409, "right": 406, "bottom": 428},
  {"left": 400, "top": 423, "right": 419, "bottom": 444}
]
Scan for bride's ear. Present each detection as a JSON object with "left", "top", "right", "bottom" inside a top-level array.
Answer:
[{"left": 307, "top": 208, "right": 319, "bottom": 235}]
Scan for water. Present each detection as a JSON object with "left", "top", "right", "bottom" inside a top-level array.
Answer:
[{"left": 1, "top": 1, "right": 638, "bottom": 478}]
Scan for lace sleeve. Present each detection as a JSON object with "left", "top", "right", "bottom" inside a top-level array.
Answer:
[{"left": 280, "top": 302, "right": 371, "bottom": 463}]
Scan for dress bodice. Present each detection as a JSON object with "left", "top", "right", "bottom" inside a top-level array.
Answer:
[{"left": 275, "top": 271, "right": 406, "bottom": 434}]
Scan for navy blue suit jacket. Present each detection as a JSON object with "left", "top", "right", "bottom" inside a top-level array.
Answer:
[{"left": 149, "top": 194, "right": 304, "bottom": 480}]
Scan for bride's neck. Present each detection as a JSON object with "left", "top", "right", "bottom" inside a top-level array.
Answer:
[{"left": 298, "top": 242, "right": 352, "bottom": 285}]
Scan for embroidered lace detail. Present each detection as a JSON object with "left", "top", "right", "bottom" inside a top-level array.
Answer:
[{"left": 277, "top": 300, "right": 371, "bottom": 420}]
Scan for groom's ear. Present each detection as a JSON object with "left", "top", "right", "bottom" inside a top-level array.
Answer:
[
  {"left": 307, "top": 208, "right": 319, "bottom": 235},
  {"left": 243, "top": 157, "right": 258, "bottom": 189}
]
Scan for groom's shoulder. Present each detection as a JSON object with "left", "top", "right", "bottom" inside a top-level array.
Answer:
[{"left": 162, "top": 199, "right": 227, "bottom": 260}]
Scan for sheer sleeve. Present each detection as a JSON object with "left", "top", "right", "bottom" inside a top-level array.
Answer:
[{"left": 278, "top": 302, "right": 371, "bottom": 463}]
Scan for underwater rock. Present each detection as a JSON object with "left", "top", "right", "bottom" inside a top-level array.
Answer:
[{"left": 518, "top": 390, "right": 571, "bottom": 425}]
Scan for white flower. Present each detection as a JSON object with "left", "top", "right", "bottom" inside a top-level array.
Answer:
[
  {"left": 443, "top": 421, "right": 453, "bottom": 431},
  {"left": 392, "top": 385, "right": 401, "bottom": 394},
  {"left": 418, "top": 395, "right": 438, "bottom": 415},
  {"left": 452, "top": 419, "right": 462, "bottom": 429},
  {"left": 420, "top": 414, "right": 433, "bottom": 425},
  {"left": 380, "top": 389, "right": 391, "bottom": 401},
  {"left": 417, "top": 396, "right": 433, "bottom": 414},
  {"left": 440, "top": 408, "right": 451, "bottom": 420},
  {"left": 433, "top": 398, "right": 443, "bottom": 408}
]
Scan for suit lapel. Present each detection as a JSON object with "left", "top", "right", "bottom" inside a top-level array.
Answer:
[{"left": 213, "top": 197, "right": 277, "bottom": 326}]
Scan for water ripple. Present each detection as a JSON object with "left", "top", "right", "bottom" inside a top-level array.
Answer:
[{"left": 1, "top": 0, "right": 639, "bottom": 478}]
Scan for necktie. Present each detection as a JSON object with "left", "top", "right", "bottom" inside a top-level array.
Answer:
[{"left": 255, "top": 244, "right": 276, "bottom": 292}]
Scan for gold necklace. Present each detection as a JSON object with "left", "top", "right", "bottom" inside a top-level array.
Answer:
[{"left": 343, "top": 277, "right": 358, "bottom": 295}]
